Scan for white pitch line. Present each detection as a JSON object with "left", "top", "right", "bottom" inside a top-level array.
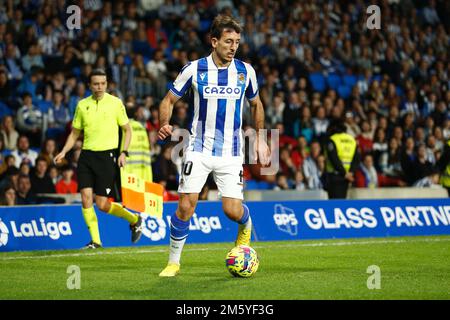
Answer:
[{"left": 1, "top": 237, "right": 449, "bottom": 261}]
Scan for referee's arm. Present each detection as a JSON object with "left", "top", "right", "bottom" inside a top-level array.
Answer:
[
  {"left": 55, "top": 128, "right": 81, "bottom": 164},
  {"left": 118, "top": 122, "right": 132, "bottom": 167}
]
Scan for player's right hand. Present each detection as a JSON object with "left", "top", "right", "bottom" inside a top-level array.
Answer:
[
  {"left": 158, "top": 124, "right": 173, "bottom": 140},
  {"left": 54, "top": 152, "right": 66, "bottom": 164}
]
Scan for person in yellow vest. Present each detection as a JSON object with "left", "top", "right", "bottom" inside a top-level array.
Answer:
[
  {"left": 54, "top": 69, "right": 143, "bottom": 249},
  {"left": 325, "top": 120, "right": 360, "bottom": 199},
  {"left": 120, "top": 107, "right": 153, "bottom": 182},
  {"left": 437, "top": 139, "right": 450, "bottom": 197}
]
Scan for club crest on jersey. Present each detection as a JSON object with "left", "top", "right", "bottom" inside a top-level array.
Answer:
[
  {"left": 238, "top": 73, "right": 246, "bottom": 84},
  {"left": 203, "top": 86, "right": 242, "bottom": 99}
]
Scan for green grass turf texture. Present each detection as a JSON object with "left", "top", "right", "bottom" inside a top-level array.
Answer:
[{"left": 0, "top": 236, "right": 449, "bottom": 300}]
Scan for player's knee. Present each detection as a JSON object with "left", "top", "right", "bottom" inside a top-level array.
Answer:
[
  {"left": 223, "top": 203, "right": 242, "bottom": 221},
  {"left": 95, "top": 198, "right": 110, "bottom": 212},
  {"left": 81, "top": 194, "right": 93, "bottom": 208},
  {"left": 178, "top": 201, "right": 194, "bottom": 219}
]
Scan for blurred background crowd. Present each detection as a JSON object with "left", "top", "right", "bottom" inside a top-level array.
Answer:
[{"left": 0, "top": 0, "right": 449, "bottom": 205}]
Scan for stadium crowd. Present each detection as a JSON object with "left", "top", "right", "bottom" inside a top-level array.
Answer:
[{"left": 0, "top": 0, "right": 449, "bottom": 205}]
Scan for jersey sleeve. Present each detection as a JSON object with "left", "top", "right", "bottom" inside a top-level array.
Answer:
[
  {"left": 72, "top": 102, "right": 83, "bottom": 130},
  {"left": 169, "top": 62, "right": 194, "bottom": 98},
  {"left": 117, "top": 100, "right": 129, "bottom": 126},
  {"left": 245, "top": 64, "right": 259, "bottom": 101}
]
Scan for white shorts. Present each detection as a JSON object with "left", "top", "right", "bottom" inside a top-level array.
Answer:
[{"left": 177, "top": 151, "right": 244, "bottom": 200}]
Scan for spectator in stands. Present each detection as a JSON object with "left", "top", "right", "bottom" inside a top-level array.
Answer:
[
  {"left": 413, "top": 170, "right": 441, "bottom": 188},
  {"left": 4, "top": 43, "right": 23, "bottom": 81},
  {"left": 355, "top": 153, "right": 405, "bottom": 188},
  {"left": 1, "top": 115, "right": 19, "bottom": 150},
  {"left": 273, "top": 173, "right": 290, "bottom": 191},
  {"left": 38, "top": 138, "right": 61, "bottom": 167},
  {"left": 294, "top": 170, "right": 306, "bottom": 191},
  {"left": 302, "top": 140, "right": 323, "bottom": 190},
  {"left": 146, "top": 49, "right": 168, "bottom": 99},
  {"left": 265, "top": 95, "right": 285, "bottom": 128},
  {"left": 16, "top": 92, "right": 43, "bottom": 145},
  {"left": 48, "top": 165, "right": 60, "bottom": 185},
  {"left": 17, "top": 67, "right": 44, "bottom": 101},
  {"left": 154, "top": 143, "right": 179, "bottom": 190},
  {"left": 279, "top": 146, "right": 297, "bottom": 180},
  {"left": 19, "top": 162, "right": 30, "bottom": 176},
  {"left": 0, "top": 154, "right": 15, "bottom": 177},
  {"left": 11, "top": 135, "right": 38, "bottom": 168},
  {"left": 411, "top": 143, "right": 434, "bottom": 185},
  {"left": 21, "top": 43, "right": 45, "bottom": 72},
  {"left": 16, "top": 174, "right": 37, "bottom": 205},
  {"left": 312, "top": 106, "right": 329, "bottom": 141},
  {"left": 68, "top": 82, "right": 88, "bottom": 118},
  {"left": 47, "top": 90, "right": 70, "bottom": 137},
  {"left": 30, "top": 157, "right": 55, "bottom": 194},
  {"left": 55, "top": 166, "right": 78, "bottom": 194},
  {"left": 357, "top": 120, "right": 374, "bottom": 156},
  {"left": 401, "top": 89, "right": 420, "bottom": 118},
  {"left": 0, "top": 183, "right": 16, "bottom": 206},
  {"left": 372, "top": 127, "right": 388, "bottom": 171},
  {"left": 344, "top": 111, "right": 361, "bottom": 138}
]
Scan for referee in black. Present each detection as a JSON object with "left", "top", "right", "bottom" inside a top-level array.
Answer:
[{"left": 55, "top": 69, "right": 143, "bottom": 248}]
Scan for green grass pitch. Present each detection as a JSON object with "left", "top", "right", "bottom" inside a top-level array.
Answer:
[{"left": 0, "top": 236, "right": 449, "bottom": 300}]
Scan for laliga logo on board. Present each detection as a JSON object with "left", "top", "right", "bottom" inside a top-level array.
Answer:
[
  {"left": 0, "top": 219, "right": 9, "bottom": 247},
  {"left": 273, "top": 204, "right": 299, "bottom": 236},
  {"left": 140, "top": 213, "right": 167, "bottom": 241}
]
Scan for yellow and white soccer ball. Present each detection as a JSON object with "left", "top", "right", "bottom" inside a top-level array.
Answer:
[{"left": 225, "top": 245, "right": 259, "bottom": 278}]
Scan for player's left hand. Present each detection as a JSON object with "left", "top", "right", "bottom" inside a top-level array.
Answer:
[
  {"left": 255, "top": 136, "right": 271, "bottom": 167},
  {"left": 118, "top": 153, "right": 127, "bottom": 167}
]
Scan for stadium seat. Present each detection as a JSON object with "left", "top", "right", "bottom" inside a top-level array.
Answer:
[
  {"left": 244, "top": 180, "right": 260, "bottom": 190},
  {"left": 371, "top": 74, "right": 382, "bottom": 83},
  {"left": 326, "top": 73, "right": 342, "bottom": 90},
  {"left": 199, "top": 20, "right": 212, "bottom": 32},
  {"left": 124, "top": 55, "right": 132, "bottom": 66},
  {"left": 0, "top": 101, "right": 13, "bottom": 119},
  {"left": 342, "top": 74, "right": 357, "bottom": 88},
  {"left": 72, "top": 67, "right": 81, "bottom": 77},
  {"left": 35, "top": 100, "right": 52, "bottom": 113},
  {"left": 337, "top": 85, "right": 351, "bottom": 99},
  {"left": 257, "top": 181, "right": 274, "bottom": 190},
  {"left": 309, "top": 72, "right": 326, "bottom": 92}
]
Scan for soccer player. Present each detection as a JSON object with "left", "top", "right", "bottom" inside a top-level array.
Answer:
[
  {"left": 157, "top": 15, "right": 271, "bottom": 277},
  {"left": 54, "top": 69, "right": 143, "bottom": 249}
]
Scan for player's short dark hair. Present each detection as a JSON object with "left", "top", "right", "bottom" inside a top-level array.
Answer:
[
  {"left": 210, "top": 14, "right": 242, "bottom": 39},
  {"left": 89, "top": 68, "right": 107, "bottom": 83}
]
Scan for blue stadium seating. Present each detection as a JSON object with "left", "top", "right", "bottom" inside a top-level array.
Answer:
[
  {"left": 244, "top": 180, "right": 259, "bottom": 190},
  {"left": 0, "top": 101, "right": 13, "bottom": 119},
  {"left": 337, "top": 85, "right": 351, "bottom": 99},
  {"left": 199, "top": 20, "right": 212, "bottom": 32},
  {"left": 326, "top": 73, "right": 342, "bottom": 90},
  {"left": 309, "top": 72, "right": 326, "bottom": 92},
  {"left": 35, "top": 100, "right": 52, "bottom": 113},
  {"left": 244, "top": 180, "right": 274, "bottom": 190},
  {"left": 343, "top": 74, "right": 358, "bottom": 88}
]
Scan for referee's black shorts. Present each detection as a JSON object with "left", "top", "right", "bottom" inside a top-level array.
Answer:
[{"left": 77, "top": 149, "right": 119, "bottom": 198}]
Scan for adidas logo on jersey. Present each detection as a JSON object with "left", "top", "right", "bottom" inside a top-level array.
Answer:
[{"left": 203, "top": 86, "right": 241, "bottom": 99}]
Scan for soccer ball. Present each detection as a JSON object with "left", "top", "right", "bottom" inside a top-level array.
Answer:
[{"left": 225, "top": 245, "right": 259, "bottom": 278}]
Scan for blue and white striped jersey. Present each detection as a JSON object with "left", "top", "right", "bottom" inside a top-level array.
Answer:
[{"left": 169, "top": 54, "right": 259, "bottom": 157}]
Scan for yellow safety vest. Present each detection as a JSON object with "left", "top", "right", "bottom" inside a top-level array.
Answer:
[
  {"left": 73, "top": 93, "right": 129, "bottom": 151},
  {"left": 326, "top": 132, "right": 357, "bottom": 173},
  {"left": 440, "top": 140, "right": 450, "bottom": 188},
  {"left": 121, "top": 120, "right": 153, "bottom": 182}
]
